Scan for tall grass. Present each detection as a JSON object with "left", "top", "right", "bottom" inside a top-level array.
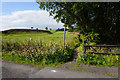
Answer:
[{"left": 2, "top": 31, "right": 78, "bottom": 65}]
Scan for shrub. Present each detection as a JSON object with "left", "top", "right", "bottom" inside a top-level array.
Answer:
[
  {"left": 77, "top": 53, "right": 119, "bottom": 66},
  {"left": 76, "top": 32, "right": 120, "bottom": 66}
]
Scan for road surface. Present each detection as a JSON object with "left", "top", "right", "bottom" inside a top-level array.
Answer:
[{"left": 1, "top": 60, "right": 118, "bottom": 78}]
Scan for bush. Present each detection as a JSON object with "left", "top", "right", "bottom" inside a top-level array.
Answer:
[
  {"left": 76, "top": 32, "right": 120, "bottom": 66},
  {"left": 77, "top": 53, "right": 119, "bottom": 66}
]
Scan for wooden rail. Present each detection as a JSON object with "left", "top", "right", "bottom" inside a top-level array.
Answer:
[
  {"left": 89, "top": 52, "right": 120, "bottom": 55},
  {"left": 84, "top": 45, "right": 120, "bottom": 55},
  {"left": 84, "top": 45, "right": 120, "bottom": 47}
]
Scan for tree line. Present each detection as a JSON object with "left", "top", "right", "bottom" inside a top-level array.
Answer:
[{"left": 31, "top": 27, "right": 52, "bottom": 30}]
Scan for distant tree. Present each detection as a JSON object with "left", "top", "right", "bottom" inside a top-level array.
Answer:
[
  {"left": 31, "top": 27, "right": 33, "bottom": 29},
  {"left": 71, "top": 26, "right": 74, "bottom": 30},
  {"left": 50, "top": 28, "right": 52, "bottom": 30},
  {"left": 45, "top": 27, "right": 48, "bottom": 30},
  {"left": 68, "top": 26, "right": 74, "bottom": 32},
  {"left": 36, "top": 28, "right": 38, "bottom": 30}
]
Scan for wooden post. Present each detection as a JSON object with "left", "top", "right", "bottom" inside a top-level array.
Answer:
[
  {"left": 84, "top": 43, "right": 86, "bottom": 54},
  {"left": 63, "top": 27, "right": 66, "bottom": 54},
  {"left": 63, "top": 24, "right": 67, "bottom": 54}
]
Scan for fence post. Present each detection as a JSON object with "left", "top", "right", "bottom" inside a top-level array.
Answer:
[
  {"left": 84, "top": 42, "right": 86, "bottom": 54},
  {"left": 63, "top": 24, "right": 67, "bottom": 54},
  {"left": 63, "top": 27, "right": 66, "bottom": 54}
]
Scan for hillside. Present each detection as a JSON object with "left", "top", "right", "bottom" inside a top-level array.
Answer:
[{"left": 1, "top": 29, "right": 52, "bottom": 34}]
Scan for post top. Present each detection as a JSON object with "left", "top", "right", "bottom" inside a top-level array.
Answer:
[{"left": 63, "top": 24, "right": 67, "bottom": 28}]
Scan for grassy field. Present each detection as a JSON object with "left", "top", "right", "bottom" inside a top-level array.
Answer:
[
  {"left": 2, "top": 29, "right": 78, "bottom": 65},
  {"left": 2, "top": 30, "right": 74, "bottom": 43}
]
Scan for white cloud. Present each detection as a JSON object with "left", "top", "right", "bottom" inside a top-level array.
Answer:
[{"left": 0, "top": 10, "right": 64, "bottom": 31}]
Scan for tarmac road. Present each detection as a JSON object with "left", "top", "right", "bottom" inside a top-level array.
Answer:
[{"left": 1, "top": 60, "right": 118, "bottom": 78}]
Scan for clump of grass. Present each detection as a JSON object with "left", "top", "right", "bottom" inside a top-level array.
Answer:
[
  {"left": 70, "top": 66, "right": 83, "bottom": 72},
  {"left": 104, "top": 73, "right": 116, "bottom": 77},
  {"left": 77, "top": 53, "right": 119, "bottom": 66}
]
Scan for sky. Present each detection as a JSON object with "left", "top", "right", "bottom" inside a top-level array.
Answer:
[{"left": 0, "top": 2, "right": 64, "bottom": 31}]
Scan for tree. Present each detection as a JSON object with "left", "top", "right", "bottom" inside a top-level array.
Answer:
[
  {"left": 31, "top": 27, "right": 33, "bottom": 29},
  {"left": 50, "top": 28, "right": 52, "bottom": 30},
  {"left": 36, "top": 28, "right": 38, "bottom": 30},
  {"left": 37, "top": 2, "right": 120, "bottom": 44},
  {"left": 68, "top": 26, "right": 74, "bottom": 32},
  {"left": 45, "top": 27, "right": 48, "bottom": 30}
]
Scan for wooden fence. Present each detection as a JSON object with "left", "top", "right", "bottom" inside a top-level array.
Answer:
[{"left": 84, "top": 45, "right": 120, "bottom": 55}]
